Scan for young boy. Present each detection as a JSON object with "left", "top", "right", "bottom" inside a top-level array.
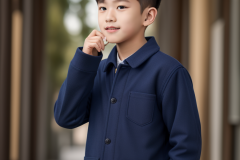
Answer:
[{"left": 54, "top": 0, "right": 202, "bottom": 159}]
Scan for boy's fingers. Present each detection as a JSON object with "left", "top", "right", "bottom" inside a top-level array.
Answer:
[
  {"left": 99, "top": 37, "right": 105, "bottom": 50},
  {"left": 88, "top": 29, "right": 104, "bottom": 39},
  {"left": 89, "top": 36, "right": 105, "bottom": 50},
  {"left": 87, "top": 29, "right": 107, "bottom": 51},
  {"left": 88, "top": 29, "right": 98, "bottom": 38},
  {"left": 97, "top": 42, "right": 102, "bottom": 52},
  {"left": 95, "top": 30, "right": 105, "bottom": 39},
  {"left": 94, "top": 42, "right": 101, "bottom": 52},
  {"left": 91, "top": 43, "right": 100, "bottom": 52}
]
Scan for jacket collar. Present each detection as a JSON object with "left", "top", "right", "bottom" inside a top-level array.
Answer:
[{"left": 103, "top": 36, "right": 160, "bottom": 72}]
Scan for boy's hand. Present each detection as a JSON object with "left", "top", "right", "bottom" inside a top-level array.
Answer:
[{"left": 83, "top": 29, "right": 107, "bottom": 56}]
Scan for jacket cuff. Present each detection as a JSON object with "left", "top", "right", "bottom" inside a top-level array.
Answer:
[{"left": 70, "top": 47, "right": 103, "bottom": 72}]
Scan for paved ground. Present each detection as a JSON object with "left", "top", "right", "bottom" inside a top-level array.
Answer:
[{"left": 60, "top": 145, "right": 86, "bottom": 160}]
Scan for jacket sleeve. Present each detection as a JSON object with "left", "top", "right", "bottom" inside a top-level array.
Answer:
[
  {"left": 161, "top": 66, "right": 202, "bottom": 160},
  {"left": 54, "top": 47, "right": 103, "bottom": 129}
]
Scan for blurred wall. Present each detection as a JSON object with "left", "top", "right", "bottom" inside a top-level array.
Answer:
[{"left": 0, "top": 0, "right": 48, "bottom": 160}]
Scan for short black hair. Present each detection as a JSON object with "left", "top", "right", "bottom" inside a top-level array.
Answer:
[
  {"left": 96, "top": 0, "right": 161, "bottom": 14},
  {"left": 137, "top": 0, "right": 161, "bottom": 14}
]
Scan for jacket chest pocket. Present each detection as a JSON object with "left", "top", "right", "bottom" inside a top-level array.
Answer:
[{"left": 126, "top": 91, "right": 156, "bottom": 127}]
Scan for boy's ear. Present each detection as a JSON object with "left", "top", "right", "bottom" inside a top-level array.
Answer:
[{"left": 143, "top": 7, "right": 158, "bottom": 26}]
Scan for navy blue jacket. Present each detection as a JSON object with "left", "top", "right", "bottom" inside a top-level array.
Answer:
[{"left": 54, "top": 36, "right": 202, "bottom": 160}]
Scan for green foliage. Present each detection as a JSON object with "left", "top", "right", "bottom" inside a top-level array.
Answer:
[
  {"left": 78, "top": 0, "right": 94, "bottom": 39},
  {"left": 46, "top": 0, "right": 94, "bottom": 91},
  {"left": 46, "top": 0, "right": 70, "bottom": 90}
]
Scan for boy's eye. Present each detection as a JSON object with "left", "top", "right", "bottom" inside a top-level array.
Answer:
[
  {"left": 99, "top": 7, "right": 106, "bottom": 11},
  {"left": 117, "top": 6, "right": 126, "bottom": 9},
  {"left": 99, "top": 6, "right": 126, "bottom": 11}
]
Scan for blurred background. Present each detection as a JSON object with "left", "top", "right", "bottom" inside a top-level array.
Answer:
[{"left": 0, "top": 0, "right": 239, "bottom": 160}]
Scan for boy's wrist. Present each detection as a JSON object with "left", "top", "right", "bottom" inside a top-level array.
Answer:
[
  {"left": 81, "top": 47, "right": 102, "bottom": 57},
  {"left": 70, "top": 47, "right": 103, "bottom": 72}
]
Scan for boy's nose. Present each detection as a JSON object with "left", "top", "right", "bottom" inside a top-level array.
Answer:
[{"left": 105, "top": 9, "right": 116, "bottom": 22}]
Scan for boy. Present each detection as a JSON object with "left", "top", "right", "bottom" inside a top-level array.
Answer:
[{"left": 54, "top": 0, "right": 202, "bottom": 159}]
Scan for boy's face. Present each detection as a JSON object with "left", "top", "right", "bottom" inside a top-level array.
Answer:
[{"left": 97, "top": 0, "right": 147, "bottom": 43}]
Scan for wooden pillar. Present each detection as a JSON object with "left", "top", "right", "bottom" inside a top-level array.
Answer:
[
  {"left": 222, "top": 0, "right": 233, "bottom": 159},
  {"left": 30, "top": 0, "right": 47, "bottom": 159},
  {"left": 19, "top": 0, "right": 46, "bottom": 159},
  {"left": 229, "top": 0, "right": 240, "bottom": 159},
  {"left": 155, "top": 0, "right": 182, "bottom": 62},
  {"left": 189, "top": 0, "right": 211, "bottom": 160},
  {"left": 0, "top": 0, "right": 12, "bottom": 159},
  {"left": 19, "top": 0, "right": 33, "bottom": 159},
  {"left": 10, "top": 0, "right": 23, "bottom": 160}
]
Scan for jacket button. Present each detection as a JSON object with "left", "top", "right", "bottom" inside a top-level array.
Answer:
[
  {"left": 105, "top": 138, "right": 111, "bottom": 144},
  {"left": 111, "top": 98, "right": 117, "bottom": 104}
]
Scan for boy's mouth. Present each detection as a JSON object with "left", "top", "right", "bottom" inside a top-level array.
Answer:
[
  {"left": 105, "top": 26, "right": 120, "bottom": 30},
  {"left": 106, "top": 28, "right": 120, "bottom": 30},
  {"left": 106, "top": 29, "right": 119, "bottom": 33},
  {"left": 105, "top": 26, "right": 120, "bottom": 33}
]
